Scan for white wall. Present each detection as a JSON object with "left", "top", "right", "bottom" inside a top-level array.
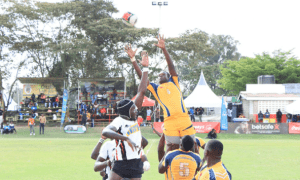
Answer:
[{"left": 246, "top": 84, "right": 285, "bottom": 94}]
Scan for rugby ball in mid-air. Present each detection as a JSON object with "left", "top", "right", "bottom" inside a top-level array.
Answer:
[{"left": 122, "top": 12, "right": 138, "bottom": 26}]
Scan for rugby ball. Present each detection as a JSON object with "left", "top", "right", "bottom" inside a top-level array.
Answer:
[{"left": 122, "top": 12, "right": 138, "bottom": 26}]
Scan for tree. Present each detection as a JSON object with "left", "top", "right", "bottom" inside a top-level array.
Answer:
[{"left": 218, "top": 50, "right": 300, "bottom": 94}]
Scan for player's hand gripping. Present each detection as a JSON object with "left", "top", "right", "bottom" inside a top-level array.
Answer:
[
  {"left": 126, "top": 138, "right": 137, "bottom": 152},
  {"left": 154, "top": 34, "right": 165, "bottom": 49},
  {"left": 139, "top": 51, "right": 149, "bottom": 67},
  {"left": 124, "top": 44, "right": 137, "bottom": 59}
]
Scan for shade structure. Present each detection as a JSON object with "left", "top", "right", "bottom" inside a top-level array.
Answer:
[
  {"left": 184, "top": 71, "right": 222, "bottom": 108},
  {"left": 285, "top": 99, "right": 300, "bottom": 114},
  {"left": 131, "top": 95, "right": 155, "bottom": 107}
]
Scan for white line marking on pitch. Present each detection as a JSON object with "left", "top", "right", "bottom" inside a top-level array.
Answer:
[{"left": 146, "top": 140, "right": 155, "bottom": 155}]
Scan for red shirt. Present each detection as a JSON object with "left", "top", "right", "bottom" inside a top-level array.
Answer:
[{"left": 100, "top": 108, "right": 106, "bottom": 114}]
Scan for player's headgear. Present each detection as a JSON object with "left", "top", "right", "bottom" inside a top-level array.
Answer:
[
  {"left": 182, "top": 135, "right": 194, "bottom": 151},
  {"left": 117, "top": 99, "right": 135, "bottom": 120}
]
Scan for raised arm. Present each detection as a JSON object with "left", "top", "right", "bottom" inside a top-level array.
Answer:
[
  {"left": 125, "top": 44, "right": 150, "bottom": 85},
  {"left": 134, "top": 52, "right": 149, "bottom": 110},
  {"left": 91, "top": 130, "right": 107, "bottom": 160},
  {"left": 154, "top": 34, "right": 178, "bottom": 76}
]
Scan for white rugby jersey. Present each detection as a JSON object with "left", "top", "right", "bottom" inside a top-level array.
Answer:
[
  {"left": 110, "top": 116, "right": 142, "bottom": 161},
  {"left": 99, "top": 140, "right": 116, "bottom": 177}
]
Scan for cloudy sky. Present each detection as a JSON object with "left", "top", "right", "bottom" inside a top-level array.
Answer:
[{"left": 42, "top": 0, "right": 300, "bottom": 58}]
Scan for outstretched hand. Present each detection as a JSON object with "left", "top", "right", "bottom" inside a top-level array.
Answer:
[
  {"left": 138, "top": 51, "right": 149, "bottom": 67},
  {"left": 154, "top": 34, "right": 165, "bottom": 49},
  {"left": 124, "top": 44, "right": 137, "bottom": 59}
]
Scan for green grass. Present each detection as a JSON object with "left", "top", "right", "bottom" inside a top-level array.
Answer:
[{"left": 1, "top": 126, "right": 300, "bottom": 179}]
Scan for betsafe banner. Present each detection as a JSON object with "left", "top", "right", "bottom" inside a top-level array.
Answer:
[
  {"left": 220, "top": 97, "right": 228, "bottom": 130},
  {"left": 153, "top": 122, "right": 220, "bottom": 134},
  {"left": 222, "top": 122, "right": 289, "bottom": 134},
  {"left": 61, "top": 89, "right": 68, "bottom": 124},
  {"left": 289, "top": 123, "right": 300, "bottom": 134}
]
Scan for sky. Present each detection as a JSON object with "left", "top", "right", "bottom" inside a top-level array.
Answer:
[
  {"left": 3, "top": 0, "right": 300, "bottom": 91},
  {"left": 40, "top": 0, "right": 300, "bottom": 58}
]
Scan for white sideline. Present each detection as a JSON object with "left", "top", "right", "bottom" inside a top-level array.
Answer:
[{"left": 146, "top": 140, "right": 155, "bottom": 155}]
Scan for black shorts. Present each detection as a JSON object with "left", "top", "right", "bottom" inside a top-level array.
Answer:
[{"left": 112, "top": 159, "right": 144, "bottom": 178}]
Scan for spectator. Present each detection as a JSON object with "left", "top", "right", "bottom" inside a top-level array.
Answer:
[
  {"left": 199, "top": 107, "right": 204, "bottom": 122},
  {"left": 286, "top": 113, "right": 292, "bottom": 123},
  {"left": 0, "top": 107, "right": 3, "bottom": 130},
  {"left": 112, "top": 88, "right": 117, "bottom": 100},
  {"left": 46, "top": 96, "right": 51, "bottom": 108},
  {"left": 189, "top": 107, "right": 195, "bottom": 122},
  {"left": 41, "top": 93, "right": 46, "bottom": 104},
  {"left": 102, "top": 91, "right": 108, "bottom": 104},
  {"left": 138, "top": 116, "right": 144, "bottom": 126},
  {"left": 258, "top": 111, "right": 264, "bottom": 123},
  {"left": 25, "top": 97, "right": 31, "bottom": 107},
  {"left": 276, "top": 109, "right": 282, "bottom": 123},
  {"left": 81, "top": 111, "right": 87, "bottom": 126},
  {"left": 55, "top": 96, "right": 59, "bottom": 108},
  {"left": 39, "top": 114, "right": 46, "bottom": 135},
  {"left": 28, "top": 117, "right": 35, "bottom": 136},
  {"left": 31, "top": 93, "right": 36, "bottom": 103},
  {"left": 28, "top": 101, "right": 34, "bottom": 108},
  {"left": 206, "top": 129, "right": 217, "bottom": 139},
  {"left": 155, "top": 107, "right": 160, "bottom": 122},
  {"left": 97, "top": 93, "right": 102, "bottom": 104},
  {"left": 87, "top": 102, "right": 94, "bottom": 113},
  {"left": 292, "top": 114, "right": 297, "bottom": 122},
  {"left": 81, "top": 102, "right": 87, "bottom": 115},
  {"left": 100, "top": 108, "right": 106, "bottom": 119},
  {"left": 91, "top": 113, "right": 95, "bottom": 128},
  {"left": 146, "top": 107, "right": 152, "bottom": 125},
  {"left": 31, "top": 105, "right": 37, "bottom": 113},
  {"left": 265, "top": 109, "right": 270, "bottom": 118}
]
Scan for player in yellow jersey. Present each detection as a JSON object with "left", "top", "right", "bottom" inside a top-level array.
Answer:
[
  {"left": 195, "top": 137, "right": 206, "bottom": 154},
  {"left": 194, "top": 140, "right": 232, "bottom": 180},
  {"left": 125, "top": 35, "right": 196, "bottom": 153},
  {"left": 159, "top": 135, "right": 201, "bottom": 180}
]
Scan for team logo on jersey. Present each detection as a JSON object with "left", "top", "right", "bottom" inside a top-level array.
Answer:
[
  {"left": 167, "top": 89, "right": 171, "bottom": 94},
  {"left": 126, "top": 123, "right": 140, "bottom": 136}
]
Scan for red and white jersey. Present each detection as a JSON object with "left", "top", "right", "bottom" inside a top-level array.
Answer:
[
  {"left": 99, "top": 140, "right": 116, "bottom": 177},
  {"left": 110, "top": 116, "right": 142, "bottom": 161}
]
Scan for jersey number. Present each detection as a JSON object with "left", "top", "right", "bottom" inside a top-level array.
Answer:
[{"left": 179, "top": 163, "right": 189, "bottom": 177}]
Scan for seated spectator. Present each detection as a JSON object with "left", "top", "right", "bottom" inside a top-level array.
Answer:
[
  {"left": 258, "top": 111, "right": 263, "bottom": 122},
  {"left": 265, "top": 109, "right": 270, "bottom": 118},
  {"left": 55, "top": 96, "right": 59, "bottom": 107},
  {"left": 102, "top": 91, "right": 108, "bottom": 104},
  {"left": 97, "top": 93, "right": 102, "bottom": 104},
  {"left": 25, "top": 97, "right": 31, "bottom": 107},
  {"left": 206, "top": 129, "right": 217, "bottom": 139},
  {"left": 28, "top": 101, "right": 34, "bottom": 108},
  {"left": 286, "top": 113, "right": 292, "bottom": 123},
  {"left": 100, "top": 107, "right": 106, "bottom": 118},
  {"left": 41, "top": 93, "right": 46, "bottom": 104},
  {"left": 31, "top": 93, "right": 36, "bottom": 103}
]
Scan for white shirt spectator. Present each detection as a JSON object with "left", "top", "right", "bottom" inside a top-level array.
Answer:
[{"left": 147, "top": 109, "right": 152, "bottom": 116}]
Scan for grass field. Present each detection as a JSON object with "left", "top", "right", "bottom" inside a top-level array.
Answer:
[{"left": 1, "top": 126, "right": 300, "bottom": 180}]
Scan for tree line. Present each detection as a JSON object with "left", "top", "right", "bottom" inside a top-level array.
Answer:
[{"left": 1, "top": 0, "right": 299, "bottom": 100}]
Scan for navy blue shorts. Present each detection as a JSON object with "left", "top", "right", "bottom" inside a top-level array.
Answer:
[{"left": 112, "top": 159, "right": 144, "bottom": 178}]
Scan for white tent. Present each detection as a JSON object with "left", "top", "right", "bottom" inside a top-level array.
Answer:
[
  {"left": 184, "top": 71, "right": 222, "bottom": 108},
  {"left": 285, "top": 99, "right": 300, "bottom": 114},
  {"left": 3, "top": 93, "right": 18, "bottom": 111}
]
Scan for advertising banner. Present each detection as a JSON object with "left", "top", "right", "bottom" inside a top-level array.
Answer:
[
  {"left": 289, "top": 123, "right": 300, "bottom": 134},
  {"left": 23, "top": 84, "right": 58, "bottom": 97},
  {"left": 153, "top": 122, "right": 221, "bottom": 134},
  {"left": 220, "top": 97, "right": 228, "bottom": 130},
  {"left": 61, "top": 89, "right": 68, "bottom": 124},
  {"left": 64, "top": 125, "right": 86, "bottom": 134},
  {"left": 222, "top": 123, "right": 289, "bottom": 134}
]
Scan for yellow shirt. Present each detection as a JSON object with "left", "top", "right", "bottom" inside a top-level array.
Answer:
[
  {"left": 147, "top": 76, "right": 188, "bottom": 122},
  {"left": 163, "top": 149, "right": 201, "bottom": 180},
  {"left": 39, "top": 116, "right": 46, "bottom": 123},
  {"left": 195, "top": 137, "right": 206, "bottom": 154},
  {"left": 195, "top": 161, "right": 231, "bottom": 180}
]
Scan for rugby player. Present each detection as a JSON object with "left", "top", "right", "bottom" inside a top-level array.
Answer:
[
  {"left": 102, "top": 51, "right": 149, "bottom": 180},
  {"left": 126, "top": 35, "right": 196, "bottom": 153}
]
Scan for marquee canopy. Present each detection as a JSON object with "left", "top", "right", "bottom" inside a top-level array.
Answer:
[
  {"left": 131, "top": 95, "right": 155, "bottom": 107},
  {"left": 285, "top": 99, "right": 300, "bottom": 114},
  {"left": 184, "top": 71, "right": 222, "bottom": 108}
]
